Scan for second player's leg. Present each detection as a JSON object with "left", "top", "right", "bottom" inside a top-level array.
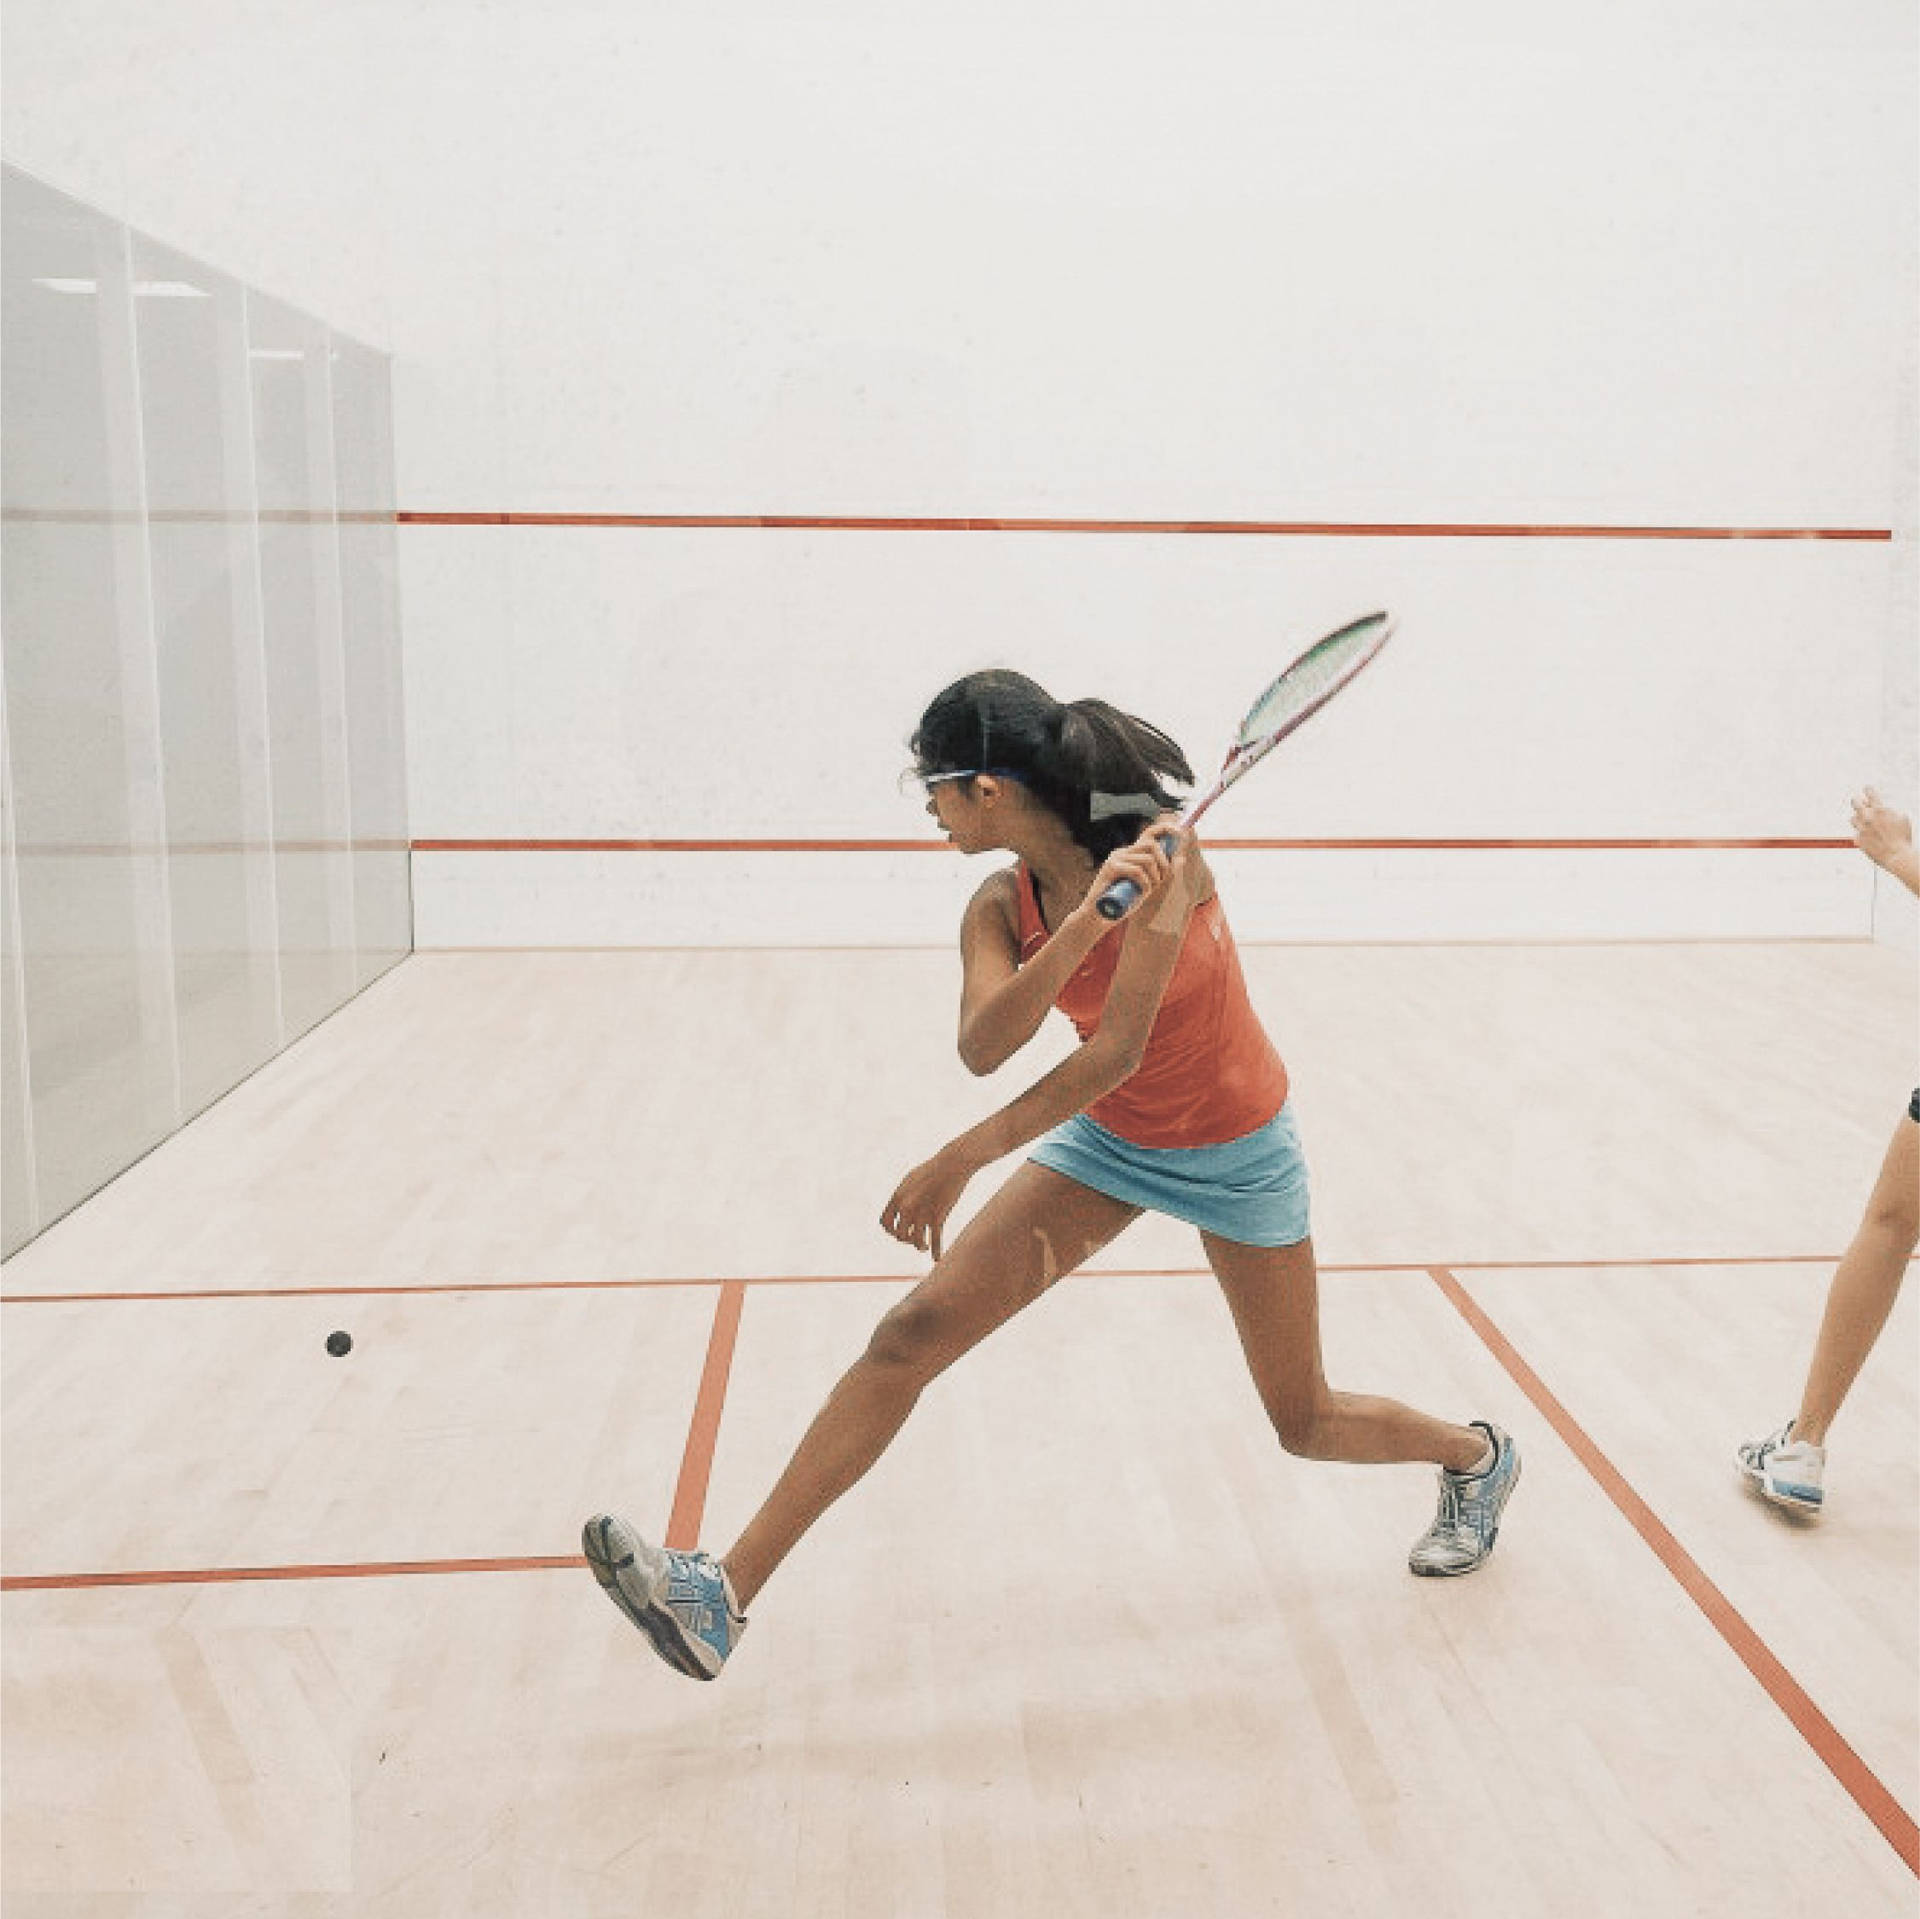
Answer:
[
  {"left": 1794, "top": 1114, "right": 1919, "bottom": 1446},
  {"left": 722, "top": 1164, "right": 1141, "bottom": 1607}
]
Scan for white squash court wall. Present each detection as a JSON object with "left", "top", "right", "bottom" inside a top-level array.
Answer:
[{"left": 8, "top": 2, "right": 1917, "bottom": 947}]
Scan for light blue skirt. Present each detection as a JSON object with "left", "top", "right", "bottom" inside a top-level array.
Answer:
[{"left": 1028, "top": 1101, "right": 1311, "bottom": 1248}]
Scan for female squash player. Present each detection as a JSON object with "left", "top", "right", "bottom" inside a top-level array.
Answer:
[
  {"left": 1739, "top": 789, "right": 1919, "bottom": 1515},
  {"left": 585, "top": 670, "right": 1519, "bottom": 1678}
]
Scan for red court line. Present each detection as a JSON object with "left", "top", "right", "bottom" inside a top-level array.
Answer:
[
  {"left": 1, "top": 1554, "right": 580, "bottom": 1593},
  {"left": 413, "top": 836, "right": 1852, "bottom": 854},
  {"left": 1429, "top": 1264, "right": 1920, "bottom": 1877},
  {"left": 0, "top": 1253, "right": 1850, "bottom": 1306},
  {"left": 2, "top": 1290, "right": 751, "bottom": 1594},
  {"left": 664, "top": 1280, "right": 746, "bottom": 1550},
  {"left": 399, "top": 512, "right": 1892, "bottom": 542}
]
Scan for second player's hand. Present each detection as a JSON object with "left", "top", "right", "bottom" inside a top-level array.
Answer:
[{"left": 1852, "top": 788, "right": 1913, "bottom": 871}]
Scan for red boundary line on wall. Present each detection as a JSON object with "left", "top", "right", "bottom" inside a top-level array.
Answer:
[
  {"left": 0, "top": 1253, "right": 1853, "bottom": 1306},
  {"left": 15, "top": 837, "right": 1860, "bottom": 856},
  {"left": 413, "top": 837, "right": 1854, "bottom": 854},
  {"left": 13, "top": 510, "right": 1888, "bottom": 540},
  {"left": 1428, "top": 1264, "right": 1920, "bottom": 1876},
  {"left": 397, "top": 512, "right": 1893, "bottom": 542}
]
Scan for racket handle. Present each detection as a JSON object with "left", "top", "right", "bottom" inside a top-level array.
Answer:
[{"left": 1094, "top": 832, "right": 1180, "bottom": 921}]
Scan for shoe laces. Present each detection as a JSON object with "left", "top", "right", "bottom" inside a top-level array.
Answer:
[
  {"left": 663, "top": 1552, "right": 718, "bottom": 1599},
  {"left": 1432, "top": 1475, "right": 1469, "bottom": 1535}
]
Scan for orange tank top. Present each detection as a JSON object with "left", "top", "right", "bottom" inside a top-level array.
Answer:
[{"left": 1015, "top": 864, "right": 1289, "bottom": 1149}]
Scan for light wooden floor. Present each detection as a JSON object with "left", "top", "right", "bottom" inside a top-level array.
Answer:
[{"left": 3, "top": 941, "right": 1916, "bottom": 1915}]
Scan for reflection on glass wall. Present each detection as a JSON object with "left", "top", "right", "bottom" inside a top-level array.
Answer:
[
  {"left": 134, "top": 233, "right": 283, "bottom": 1117},
  {"left": 0, "top": 168, "right": 411, "bottom": 1258},
  {"left": 334, "top": 339, "right": 412, "bottom": 984},
  {"left": 250, "top": 293, "right": 359, "bottom": 1042}
]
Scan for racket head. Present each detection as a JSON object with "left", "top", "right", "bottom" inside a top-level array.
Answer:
[
  {"left": 1094, "top": 609, "right": 1395, "bottom": 915},
  {"left": 1232, "top": 611, "right": 1395, "bottom": 754}
]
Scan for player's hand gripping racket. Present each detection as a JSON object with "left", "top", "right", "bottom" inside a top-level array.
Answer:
[{"left": 1095, "top": 610, "right": 1397, "bottom": 921}]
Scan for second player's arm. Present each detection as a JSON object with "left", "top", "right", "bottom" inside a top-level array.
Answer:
[{"left": 1854, "top": 791, "right": 1920, "bottom": 896}]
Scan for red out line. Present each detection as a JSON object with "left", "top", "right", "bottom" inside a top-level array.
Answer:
[
  {"left": 664, "top": 1281, "right": 746, "bottom": 1550},
  {"left": 1428, "top": 1265, "right": 1920, "bottom": 1877},
  {"left": 413, "top": 836, "right": 1853, "bottom": 855},
  {"left": 0, "top": 1253, "right": 1851, "bottom": 1308},
  {"left": 0, "top": 1553, "right": 581, "bottom": 1593},
  {"left": 10, "top": 508, "right": 1889, "bottom": 541},
  {"left": 397, "top": 512, "right": 1892, "bottom": 542}
]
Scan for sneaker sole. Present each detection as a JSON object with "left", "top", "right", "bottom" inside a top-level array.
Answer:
[
  {"left": 1735, "top": 1462, "right": 1823, "bottom": 1519},
  {"left": 1759, "top": 1480, "right": 1824, "bottom": 1516},
  {"left": 581, "top": 1516, "right": 717, "bottom": 1679},
  {"left": 1409, "top": 1453, "right": 1523, "bottom": 1577}
]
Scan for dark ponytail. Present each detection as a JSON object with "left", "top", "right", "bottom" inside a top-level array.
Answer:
[{"left": 910, "top": 670, "right": 1192, "bottom": 857}]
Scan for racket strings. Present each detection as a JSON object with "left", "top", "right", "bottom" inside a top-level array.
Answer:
[{"left": 1235, "top": 622, "right": 1387, "bottom": 745}]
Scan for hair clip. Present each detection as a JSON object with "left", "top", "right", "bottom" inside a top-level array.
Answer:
[{"left": 1089, "top": 791, "right": 1158, "bottom": 821}]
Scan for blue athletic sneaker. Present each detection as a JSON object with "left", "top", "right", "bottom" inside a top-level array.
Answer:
[
  {"left": 1409, "top": 1421, "right": 1520, "bottom": 1576},
  {"left": 1737, "top": 1422, "right": 1825, "bottom": 1516},
  {"left": 582, "top": 1513, "right": 747, "bottom": 1679}
]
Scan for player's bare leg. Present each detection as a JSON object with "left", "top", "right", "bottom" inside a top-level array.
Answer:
[
  {"left": 721, "top": 1165, "right": 1140, "bottom": 1607},
  {"left": 1204, "top": 1231, "right": 1520, "bottom": 1574}
]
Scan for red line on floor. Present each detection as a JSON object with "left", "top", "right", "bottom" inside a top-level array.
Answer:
[
  {"left": 1, "top": 1554, "right": 582, "bottom": 1592},
  {"left": 0, "top": 1254, "right": 1851, "bottom": 1306},
  {"left": 398, "top": 511, "right": 1892, "bottom": 541},
  {"left": 1428, "top": 1264, "right": 1919, "bottom": 1877},
  {"left": 1, "top": 1292, "right": 752, "bottom": 1592},
  {"left": 665, "top": 1280, "right": 746, "bottom": 1551}
]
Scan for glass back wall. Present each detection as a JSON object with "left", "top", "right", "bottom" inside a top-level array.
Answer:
[{"left": 0, "top": 168, "right": 410, "bottom": 1258}]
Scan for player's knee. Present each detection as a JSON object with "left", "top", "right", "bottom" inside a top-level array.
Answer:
[
  {"left": 1272, "top": 1400, "right": 1331, "bottom": 1458},
  {"left": 1866, "top": 1181, "right": 1920, "bottom": 1249},
  {"left": 865, "top": 1294, "right": 956, "bottom": 1379}
]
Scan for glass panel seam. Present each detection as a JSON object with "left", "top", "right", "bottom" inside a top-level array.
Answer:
[
  {"left": 317, "top": 334, "right": 360, "bottom": 976},
  {"left": 0, "top": 681, "right": 40, "bottom": 1239},
  {"left": 236, "top": 286, "right": 287, "bottom": 1051},
  {"left": 111, "top": 218, "right": 184, "bottom": 1133}
]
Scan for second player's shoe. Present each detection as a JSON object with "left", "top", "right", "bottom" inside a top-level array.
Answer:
[{"left": 1737, "top": 1422, "right": 1825, "bottom": 1516}]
